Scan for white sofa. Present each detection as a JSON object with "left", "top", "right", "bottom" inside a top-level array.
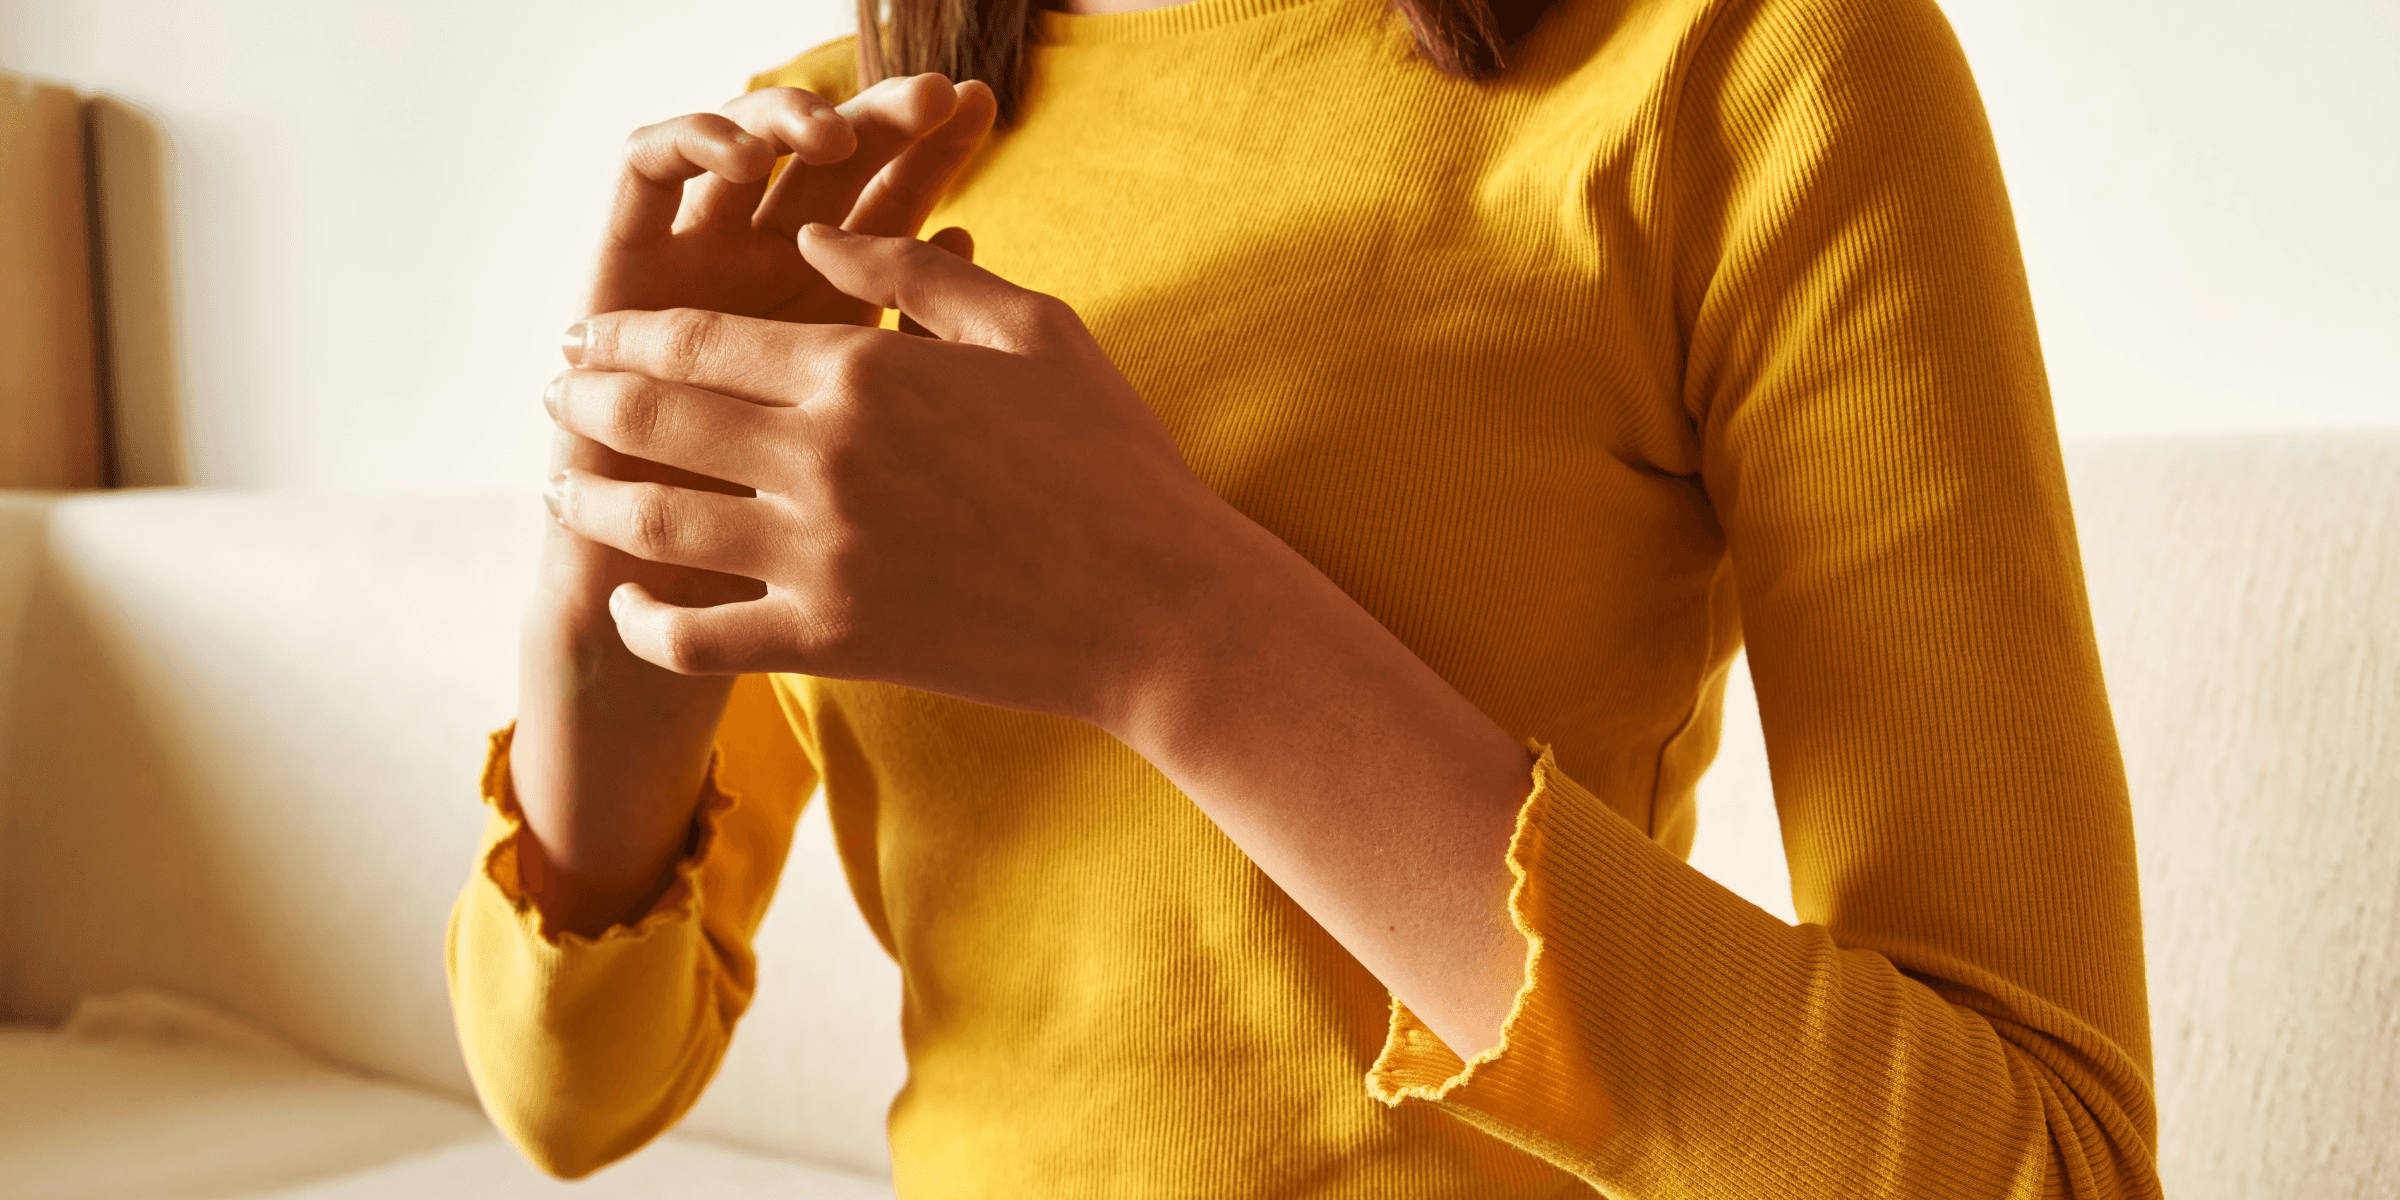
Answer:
[{"left": 0, "top": 432, "right": 2392, "bottom": 1198}]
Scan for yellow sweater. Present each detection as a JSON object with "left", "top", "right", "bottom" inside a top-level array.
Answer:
[{"left": 446, "top": 0, "right": 2158, "bottom": 1194}]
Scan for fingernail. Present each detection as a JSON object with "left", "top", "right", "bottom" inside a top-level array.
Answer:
[
  {"left": 561, "top": 321, "right": 589, "bottom": 366},
  {"left": 731, "top": 130, "right": 758, "bottom": 144},
  {"left": 542, "top": 374, "right": 566, "bottom": 419},
  {"left": 810, "top": 106, "right": 838, "bottom": 120},
  {"left": 802, "top": 223, "right": 850, "bottom": 240},
  {"left": 608, "top": 586, "right": 630, "bottom": 619},
  {"left": 542, "top": 471, "right": 567, "bottom": 520}
]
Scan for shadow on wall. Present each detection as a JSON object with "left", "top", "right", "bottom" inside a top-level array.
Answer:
[
  {"left": 86, "top": 95, "right": 187, "bottom": 489},
  {"left": 0, "top": 76, "right": 187, "bottom": 490}
]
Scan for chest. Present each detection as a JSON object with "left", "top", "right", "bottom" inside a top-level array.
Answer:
[{"left": 925, "top": 45, "right": 1704, "bottom": 612}]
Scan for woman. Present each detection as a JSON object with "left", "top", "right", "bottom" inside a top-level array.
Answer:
[{"left": 445, "top": 0, "right": 2160, "bottom": 1192}]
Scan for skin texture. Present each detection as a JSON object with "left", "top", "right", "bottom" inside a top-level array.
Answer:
[{"left": 525, "top": 75, "right": 1535, "bottom": 1059}]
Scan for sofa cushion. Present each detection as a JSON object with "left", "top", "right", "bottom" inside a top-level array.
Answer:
[
  {"left": 241, "top": 1137, "right": 897, "bottom": 1200},
  {"left": 0, "top": 990, "right": 487, "bottom": 1199},
  {"left": 0, "top": 488, "right": 908, "bottom": 1174},
  {"left": 0, "top": 989, "right": 893, "bottom": 1200}
]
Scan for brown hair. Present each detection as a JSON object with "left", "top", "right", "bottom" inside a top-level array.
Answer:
[{"left": 854, "top": 0, "right": 1552, "bottom": 123}]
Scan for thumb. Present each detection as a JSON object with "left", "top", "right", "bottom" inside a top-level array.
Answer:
[{"left": 799, "top": 223, "right": 1057, "bottom": 351}]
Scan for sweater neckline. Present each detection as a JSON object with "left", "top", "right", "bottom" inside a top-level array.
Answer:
[{"left": 1036, "top": 0, "right": 1328, "bottom": 45}]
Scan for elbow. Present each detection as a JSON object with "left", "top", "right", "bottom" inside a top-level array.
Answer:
[
  {"left": 453, "top": 1003, "right": 682, "bottom": 1183},
  {"left": 455, "top": 1008, "right": 716, "bottom": 1182},
  {"left": 2038, "top": 1108, "right": 2162, "bottom": 1200},
  {"left": 518, "top": 1140, "right": 619, "bottom": 1183},
  {"left": 511, "top": 1136, "right": 611, "bottom": 1183},
  {"left": 2008, "top": 1040, "right": 2162, "bottom": 1200},
  {"left": 483, "top": 1092, "right": 663, "bottom": 1181},
  {"left": 444, "top": 888, "right": 725, "bottom": 1182},
  {"left": 449, "top": 990, "right": 722, "bottom": 1182}
]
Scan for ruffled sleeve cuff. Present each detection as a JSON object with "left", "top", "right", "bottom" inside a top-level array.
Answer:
[
  {"left": 1364, "top": 740, "right": 1619, "bottom": 1157},
  {"left": 447, "top": 723, "right": 749, "bottom": 1171},
  {"left": 467, "top": 722, "right": 739, "bottom": 950}
]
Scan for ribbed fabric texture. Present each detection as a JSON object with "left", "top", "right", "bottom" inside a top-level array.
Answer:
[{"left": 445, "top": 0, "right": 2159, "bottom": 1194}]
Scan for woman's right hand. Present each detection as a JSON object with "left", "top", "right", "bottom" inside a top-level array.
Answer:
[
  {"left": 585, "top": 73, "right": 992, "bottom": 325},
  {"left": 514, "top": 72, "right": 997, "bottom": 937}
]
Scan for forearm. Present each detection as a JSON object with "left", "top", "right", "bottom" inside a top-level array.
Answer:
[
  {"left": 451, "top": 681, "right": 815, "bottom": 1180},
  {"left": 1105, "top": 515, "right": 1535, "bottom": 1059},
  {"left": 512, "top": 435, "right": 748, "bottom": 937}
]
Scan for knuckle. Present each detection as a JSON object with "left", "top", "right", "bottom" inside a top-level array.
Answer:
[
  {"left": 790, "top": 591, "right": 859, "bottom": 668},
  {"left": 846, "top": 334, "right": 898, "bottom": 374},
  {"left": 759, "top": 86, "right": 818, "bottom": 114},
  {"left": 890, "top": 270, "right": 942, "bottom": 318},
  {"left": 821, "top": 340, "right": 875, "bottom": 395},
  {"left": 656, "top": 308, "right": 723, "bottom": 372},
  {"left": 990, "top": 290, "right": 1068, "bottom": 347},
  {"left": 1018, "top": 291, "right": 1075, "bottom": 330},
  {"left": 655, "top": 615, "right": 715, "bottom": 675},
  {"left": 794, "top": 417, "right": 865, "bottom": 496},
  {"left": 621, "top": 117, "right": 685, "bottom": 166},
  {"left": 801, "top": 424, "right": 855, "bottom": 481},
  {"left": 623, "top": 484, "right": 682, "bottom": 557},
  {"left": 599, "top": 376, "right": 667, "bottom": 447}
]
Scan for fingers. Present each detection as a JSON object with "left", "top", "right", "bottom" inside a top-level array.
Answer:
[
  {"left": 608, "top": 114, "right": 777, "bottom": 246},
  {"left": 846, "top": 80, "right": 999, "bottom": 239},
  {"left": 605, "top": 75, "right": 984, "bottom": 249},
  {"left": 682, "top": 88, "right": 859, "bottom": 232},
  {"left": 900, "top": 227, "right": 975, "bottom": 338},
  {"left": 798, "top": 224, "right": 1060, "bottom": 351},
  {"left": 926, "top": 225, "right": 976, "bottom": 260},
  {"left": 563, "top": 308, "right": 878, "bottom": 405},
  {"left": 547, "top": 469, "right": 777, "bottom": 580},
  {"left": 754, "top": 73, "right": 959, "bottom": 238},
  {"left": 544, "top": 370, "right": 794, "bottom": 489},
  {"left": 609, "top": 584, "right": 801, "bottom": 676}
]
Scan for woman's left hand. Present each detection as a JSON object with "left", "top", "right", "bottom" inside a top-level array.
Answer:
[
  {"left": 550, "top": 224, "right": 1539, "bottom": 1059},
  {"left": 543, "top": 223, "right": 1253, "bottom": 733}
]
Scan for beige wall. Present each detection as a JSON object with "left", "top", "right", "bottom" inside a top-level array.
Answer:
[
  {"left": 0, "top": 0, "right": 2394, "bottom": 491},
  {"left": 0, "top": 0, "right": 854, "bottom": 491}
]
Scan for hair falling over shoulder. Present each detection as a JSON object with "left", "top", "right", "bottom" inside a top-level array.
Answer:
[{"left": 853, "top": 0, "right": 1554, "bottom": 123}]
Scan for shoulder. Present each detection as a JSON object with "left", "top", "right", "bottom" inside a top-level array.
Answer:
[
  {"left": 747, "top": 35, "right": 863, "bottom": 104},
  {"left": 1683, "top": 0, "right": 1974, "bottom": 104},
  {"left": 1662, "top": 0, "right": 1991, "bottom": 190}
]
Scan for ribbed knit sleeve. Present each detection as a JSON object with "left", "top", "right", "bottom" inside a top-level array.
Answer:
[
  {"left": 1366, "top": 0, "right": 2159, "bottom": 1196},
  {"left": 443, "top": 673, "right": 817, "bottom": 1179}
]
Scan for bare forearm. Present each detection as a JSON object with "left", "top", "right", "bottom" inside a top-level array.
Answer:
[
  {"left": 511, "top": 439, "right": 744, "bottom": 936},
  {"left": 1106, "top": 518, "right": 1535, "bottom": 1058}
]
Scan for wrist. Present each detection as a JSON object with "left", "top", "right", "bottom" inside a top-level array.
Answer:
[
  {"left": 1096, "top": 511, "right": 1530, "bottom": 810},
  {"left": 1096, "top": 515, "right": 1352, "bottom": 771},
  {"left": 514, "top": 776, "right": 700, "bottom": 937},
  {"left": 507, "top": 678, "right": 727, "bottom": 933}
]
